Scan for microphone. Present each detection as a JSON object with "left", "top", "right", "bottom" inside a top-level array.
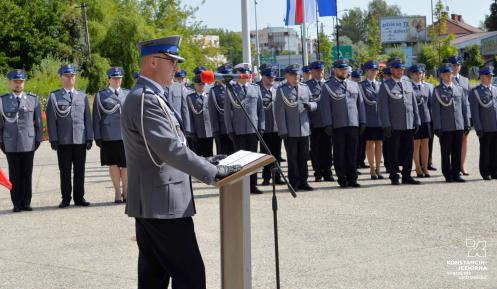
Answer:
[{"left": 200, "top": 70, "right": 252, "bottom": 84}]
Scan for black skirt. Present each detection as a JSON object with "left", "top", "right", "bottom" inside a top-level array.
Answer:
[
  {"left": 100, "top": 140, "right": 126, "bottom": 167},
  {"left": 363, "top": 127, "right": 383, "bottom": 141},
  {"left": 414, "top": 122, "right": 431, "bottom": 140}
]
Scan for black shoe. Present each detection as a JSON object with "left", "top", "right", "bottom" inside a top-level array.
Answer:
[
  {"left": 22, "top": 205, "right": 33, "bottom": 211},
  {"left": 391, "top": 179, "right": 400, "bottom": 185},
  {"left": 349, "top": 182, "right": 361, "bottom": 188},
  {"left": 424, "top": 173, "right": 431, "bottom": 178},
  {"left": 371, "top": 175, "right": 378, "bottom": 180},
  {"left": 262, "top": 179, "right": 271, "bottom": 186},
  {"left": 491, "top": 174, "right": 497, "bottom": 180},
  {"left": 114, "top": 199, "right": 124, "bottom": 204},
  {"left": 462, "top": 172, "right": 469, "bottom": 176},
  {"left": 323, "top": 175, "right": 335, "bottom": 182},
  {"left": 12, "top": 206, "right": 22, "bottom": 213},
  {"left": 58, "top": 201, "right": 70, "bottom": 208},
  {"left": 314, "top": 176, "right": 323, "bottom": 182},
  {"left": 402, "top": 178, "right": 421, "bottom": 185},
  {"left": 299, "top": 183, "right": 314, "bottom": 191},
  {"left": 75, "top": 199, "right": 91, "bottom": 207},
  {"left": 483, "top": 175, "right": 492, "bottom": 181},
  {"left": 274, "top": 179, "right": 286, "bottom": 185},
  {"left": 338, "top": 180, "right": 348, "bottom": 188},
  {"left": 453, "top": 177, "right": 466, "bottom": 183},
  {"left": 416, "top": 173, "right": 424, "bottom": 178},
  {"left": 445, "top": 178, "right": 453, "bottom": 183},
  {"left": 356, "top": 170, "right": 362, "bottom": 175},
  {"left": 251, "top": 187, "right": 263, "bottom": 194},
  {"left": 428, "top": 165, "right": 437, "bottom": 171},
  {"left": 377, "top": 174, "right": 385, "bottom": 179}
]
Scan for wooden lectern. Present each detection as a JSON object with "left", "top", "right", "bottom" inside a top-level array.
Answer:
[{"left": 215, "top": 153, "right": 275, "bottom": 289}]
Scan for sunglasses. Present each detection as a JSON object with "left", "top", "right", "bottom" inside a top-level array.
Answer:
[{"left": 153, "top": 55, "right": 178, "bottom": 65}]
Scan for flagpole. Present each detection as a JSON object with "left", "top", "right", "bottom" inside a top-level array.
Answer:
[
  {"left": 302, "top": 0, "right": 309, "bottom": 65},
  {"left": 316, "top": 0, "right": 320, "bottom": 60},
  {"left": 241, "top": 0, "right": 252, "bottom": 64}
]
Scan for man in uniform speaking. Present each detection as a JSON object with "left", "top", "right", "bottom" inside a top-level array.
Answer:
[{"left": 121, "top": 35, "right": 240, "bottom": 289}]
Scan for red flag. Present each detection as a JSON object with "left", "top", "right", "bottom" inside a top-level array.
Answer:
[{"left": 0, "top": 168, "right": 12, "bottom": 190}]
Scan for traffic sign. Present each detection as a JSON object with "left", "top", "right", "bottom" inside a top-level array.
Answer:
[{"left": 332, "top": 45, "right": 353, "bottom": 60}]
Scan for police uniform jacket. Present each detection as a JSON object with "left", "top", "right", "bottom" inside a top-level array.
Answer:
[
  {"left": 469, "top": 84, "right": 497, "bottom": 132},
  {"left": 412, "top": 82, "right": 432, "bottom": 123},
  {"left": 224, "top": 82, "right": 265, "bottom": 135},
  {"left": 93, "top": 87, "right": 129, "bottom": 141},
  {"left": 274, "top": 83, "right": 316, "bottom": 138},
  {"left": 0, "top": 92, "right": 43, "bottom": 152},
  {"left": 378, "top": 78, "right": 421, "bottom": 130},
  {"left": 431, "top": 83, "right": 470, "bottom": 132},
  {"left": 208, "top": 83, "right": 228, "bottom": 135},
  {"left": 121, "top": 76, "right": 218, "bottom": 219},
  {"left": 187, "top": 91, "right": 213, "bottom": 138},
  {"left": 321, "top": 77, "right": 366, "bottom": 129},
  {"left": 46, "top": 88, "right": 93, "bottom": 145},
  {"left": 452, "top": 75, "right": 471, "bottom": 119},
  {"left": 166, "top": 82, "right": 190, "bottom": 131},
  {"left": 258, "top": 82, "right": 278, "bottom": 133},
  {"left": 359, "top": 79, "right": 381, "bottom": 127},
  {"left": 305, "top": 78, "right": 326, "bottom": 128}
]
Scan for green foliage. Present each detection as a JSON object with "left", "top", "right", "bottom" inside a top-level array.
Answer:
[
  {"left": 387, "top": 46, "right": 407, "bottom": 63},
  {"left": 81, "top": 54, "right": 110, "bottom": 94},
  {"left": 318, "top": 24, "right": 333, "bottom": 69},
  {"left": 485, "top": 0, "right": 497, "bottom": 31},
  {"left": 366, "top": 14, "right": 382, "bottom": 60},
  {"left": 205, "top": 29, "right": 243, "bottom": 65},
  {"left": 464, "top": 45, "right": 484, "bottom": 68}
]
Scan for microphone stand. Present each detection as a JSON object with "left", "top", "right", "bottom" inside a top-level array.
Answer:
[{"left": 224, "top": 78, "right": 296, "bottom": 289}]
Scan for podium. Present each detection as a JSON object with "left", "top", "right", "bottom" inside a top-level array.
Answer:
[{"left": 215, "top": 152, "right": 275, "bottom": 289}]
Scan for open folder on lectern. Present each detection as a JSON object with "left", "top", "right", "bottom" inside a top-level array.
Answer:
[{"left": 218, "top": 150, "right": 267, "bottom": 167}]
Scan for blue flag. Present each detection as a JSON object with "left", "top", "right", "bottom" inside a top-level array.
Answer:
[{"left": 317, "top": 0, "right": 337, "bottom": 16}]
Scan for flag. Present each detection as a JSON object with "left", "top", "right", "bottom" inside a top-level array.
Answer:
[
  {"left": 285, "top": 0, "right": 316, "bottom": 26},
  {"left": 317, "top": 0, "right": 337, "bottom": 17},
  {"left": 0, "top": 168, "right": 12, "bottom": 190}
]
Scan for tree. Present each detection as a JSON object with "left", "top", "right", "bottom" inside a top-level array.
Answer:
[
  {"left": 206, "top": 29, "right": 243, "bottom": 65},
  {"left": 485, "top": 0, "right": 497, "bottom": 31},
  {"left": 318, "top": 23, "right": 333, "bottom": 69},
  {"left": 462, "top": 44, "right": 484, "bottom": 78},
  {"left": 366, "top": 14, "right": 382, "bottom": 60},
  {"left": 339, "top": 8, "right": 367, "bottom": 44},
  {"left": 387, "top": 46, "right": 407, "bottom": 63}
]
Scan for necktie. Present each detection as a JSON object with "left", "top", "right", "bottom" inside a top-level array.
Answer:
[
  {"left": 115, "top": 89, "right": 119, "bottom": 97},
  {"left": 371, "top": 81, "right": 376, "bottom": 90},
  {"left": 454, "top": 77, "right": 460, "bottom": 84},
  {"left": 69, "top": 91, "right": 73, "bottom": 101},
  {"left": 242, "top": 85, "right": 247, "bottom": 96},
  {"left": 397, "top": 82, "right": 403, "bottom": 92},
  {"left": 16, "top": 96, "right": 21, "bottom": 108}
]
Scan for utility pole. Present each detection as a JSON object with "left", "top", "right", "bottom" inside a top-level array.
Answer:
[
  {"left": 254, "top": 0, "right": 261, "bottom": 68},
  {"left": 315, "top": 0, "right": 320, "bottom": 60},
  {"left": 241, "top": 0, "right": 252, "bottom": 64},
  {"left": 81, "top": 2, "right": 91, "bottom": 60}
]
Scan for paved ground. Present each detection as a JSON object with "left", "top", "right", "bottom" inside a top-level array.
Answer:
[{"left": 0, "top": 133, "right": 496, "bottom": 289}]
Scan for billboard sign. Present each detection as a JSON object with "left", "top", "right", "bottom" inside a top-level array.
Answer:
[{"left": 380, "top": 16, "right": 427, "bottom": 43}]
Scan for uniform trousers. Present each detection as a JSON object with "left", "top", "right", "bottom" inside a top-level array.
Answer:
[
  {"left": 6, "top": 151, "right": 34, "bottom": 208},
  {"left": 234, "top": 133, "right": 258, "bottom": 189},
  {"left": 135, "top": 217, "right": 205, "bottom": 289},
  {"left": 385, "top": 129, "right": 415, "bottom": 181},
  {"left": 56, "top": 144, "right": 86, "bottom": 203},
  {"left": 192, "top": 137, "right": 213, "bottom": 157},
  {"left": 284, "top": 136, "right": 309, "bottom": 189},
  {"left": 261, "top": 132, "right": 282, "bottom": 181},
  {"left": 310, "top": 127, "right": 333, "bottom": 178},
  {"left": 478, "top": 132, "right": 497, "bottom": 178},
  {"left": 439, "top": 130, "right": 463, "bottom": 180},
  {"left": 332, "top": 126, "right": 359, "bottom": 184},
  {"left": 214, "top": 134, "right": 234, "bottom": 155}
]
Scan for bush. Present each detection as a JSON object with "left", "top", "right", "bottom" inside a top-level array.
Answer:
[{"left": 81, "top": 53, "right": 110, "bottom": 94}]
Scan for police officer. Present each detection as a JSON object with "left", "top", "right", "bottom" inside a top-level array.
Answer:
[
  {"left": 121, "top": 36, "right": 240, "bottom": 289},
  {"left": 174, "top": 69, "right": 187, "bottom": 84},
  {"left": 166, "top": 71, "right": 190, "bottom": 130},
  {"left": 302, "top": 65, "right": 312, "bottom": 81},
  {"left": 351, "top": 69, "right": 362, "bottom": 83},
  {"left": 351, "top": 68, "right": 368, "bottom": 170},
  {"left": 410, "top": 64, "right": 433, "bottom": 178},
  {"left": 432, "top": 63, "right": 470, "bottom": 183},
  {"left": 321, "top": 59, "right": 366, "bottom": 188},
  {"left": 359, "top": 60, "right": 384, "bottom": 179},
  {"left": 306, "top": 60, "right": 334, "bottom": 182},
  {"left": 275, "top": 64, "right": 316, "bottom": 191},
  {"left": 46, "top": 64, "right": 93, "bottom": 208},
  {"left": 382, "top": 67, "right": 392, "bottom": 82},
  {"left": 208, "top": 63, "right": 235, "bottom": 155},
  {"left": 378, "top": 58, "right": 421, "bottom": 185},
  {"left": 469, "top": 66, "right": 497, "bottom": 180},
  {"left": 187, "top": 75, "right": 214, "bottom": 157},
  {"left": 258, "top": 67, "right": 284, "bottom": 185},
  {"left": 448, "top": 55, "right": 472, "bottom": 176},
  {"left": 0, "top": 70, "right": 43, "bottom": 212},
  {"left": 93, "top": 67, "right": 129, "bottom": 203},
  {"left": 224, "top": 63, "right": 265, "bottom": 194}
]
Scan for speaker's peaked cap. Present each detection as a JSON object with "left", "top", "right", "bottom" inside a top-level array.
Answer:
[{"left": 138, "top": 36, "right": 185, "bottom": 63}]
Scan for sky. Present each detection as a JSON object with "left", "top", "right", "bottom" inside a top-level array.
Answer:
[{"left": 186, "top": 0, "right": 491, "bottom": 37}]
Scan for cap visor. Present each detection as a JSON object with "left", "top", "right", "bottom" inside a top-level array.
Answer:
[{"left": 166, "top": 53, "right": 185, "bottom": 63}]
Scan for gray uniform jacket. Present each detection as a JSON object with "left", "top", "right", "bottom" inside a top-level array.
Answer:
[
  {"left": 208, "top": 83, "right": 228, "bottom": 135},
  {"left": 412, "top": 82, "right": 432, "bottom": 123},
  {"left": 224, "top": 82, "right": 265, "bottom": 135},
  {"left": 274, "top": 83, "right": 317, "bottom": 137},
  {"left": 321, "top": 78, "right": 366, "bottom": 129},
  {"left": 359, "top": 79, "right": 381, "bottom": 127},
  {"left": 0, "top": 92, "right": 43, "bottom": 152},
  {"left": 431, "top": 84, "right": 470, "bottom": 132},
  {"left": 187, "top": 91, "right": 213, "bottom": 139},
  {"left": 258, "top": 82, "right": 278, "bottom": 133},
  {"left": 46, "top": 88, "right": 93, "bottom": 145},
  {"left": 121, "top": 77, "right": 218, "bottom": 219},
  {"left": 452, "top": 75, "right": 471, "bottom": 119},
  {"left": 305, "top": 78, "right": 326, "bottom": 128},
  {"left": 378, "top": 78, "right": 421, "bottom": 130},
  {"left": 92, "top": 87, "right": 129, "bottom": 141},
  {"left": 469, "top": 84, "right": 497, "bottom": 132},
  {"left": 166, "top": 82, "right": 190, "bottom": 128}
]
